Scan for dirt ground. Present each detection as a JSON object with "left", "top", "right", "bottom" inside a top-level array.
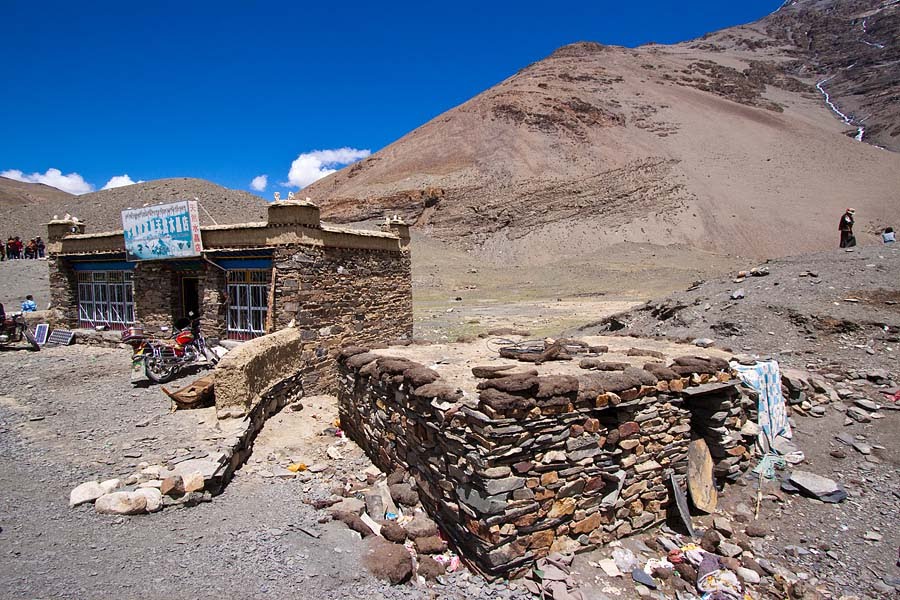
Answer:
[
  {"left": 411, "top": 233, "right": 742, "bottom": 341},
  {"left": 1, "top": 243, "right": 898, "bottom": 598},
  {"left": 2, "top": 331, "right": 897, "bottom": 598},
  {"left": 0, "top": 346, "right": 447, "bottom": 599},
  {"left": 0, "top": 258, "right": 49, "bottom": 311},
  {"left": 576, "top": 244, "right": 900, "bottom": 376}
]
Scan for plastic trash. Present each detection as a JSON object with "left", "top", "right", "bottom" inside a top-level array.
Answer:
[{"left": 612, "top": 547, "right": 638, "bottom": 572}]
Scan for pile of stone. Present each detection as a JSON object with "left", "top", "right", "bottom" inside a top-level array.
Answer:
[
  {"left": 68, "top": 454, "right": 222, "bottom": 515},
  {"left": 584, "top": 354, "right": 754, "bottom": 484},
  {"left": 336, "top": 345, "right": 753, "bottom": 577},
  {"left": 780, "top": 367, "right": 839, "bottom": 418},
  {"left": 675, "top": 358, "right": 755, "bottom": 483}
]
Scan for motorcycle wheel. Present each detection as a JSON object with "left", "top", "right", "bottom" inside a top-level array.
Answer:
[
  {"left": 144, "top": 357, "right": 177, "bottom": 384},
  {"left": 23, "top": 329, "right": 40, "bottom": 351}
]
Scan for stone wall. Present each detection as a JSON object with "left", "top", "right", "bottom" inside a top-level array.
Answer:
[
  {"left": 199, "top": 263, "right": 227, "bottom": 340},
  {"left": 272, "top": 245, "right": 412, "bottom": 394},
  {"left": 46, "top": 206, "right": 412, "bottom": 361},
  {"left": 132, "top": 262, "right": 179, "bottom": 335},
  {"left": 47, "top": 256, "right": 79, "bottom": 325},
  {"left": 336, "top": 349, "right": 750, "bottom": 577}
]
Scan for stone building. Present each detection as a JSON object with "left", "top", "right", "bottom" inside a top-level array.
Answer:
[{"left": 46, "top": 201, "right": 412, "bottom": 389}]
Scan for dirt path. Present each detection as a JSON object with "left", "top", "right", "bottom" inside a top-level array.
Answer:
[
  {"left": 0, "top": 259, "right": 49, "bottom": 311},
  {"left": 0, "top": 345, "right": 532, "bottom": 599}
]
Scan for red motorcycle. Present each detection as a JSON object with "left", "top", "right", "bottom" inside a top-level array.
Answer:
[
  {"left": 122, "top": 314, "right": 218, "bottom": 384},
  {"left": 0, "top": 305, "right": 40, "bottom": 351}
]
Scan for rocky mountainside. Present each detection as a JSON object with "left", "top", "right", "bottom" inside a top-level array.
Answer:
[
  {"left": 1, "top": 177, "right": 74, "bottom": 239},
  {"left": 305, "top": 0, "right": 900, "bottom": 262},
  {"left": 1, "top": 177, "right": 268, "bottom": 241},
  {"left": 758, "top": 0, "right": 900, "bottom": 150}
]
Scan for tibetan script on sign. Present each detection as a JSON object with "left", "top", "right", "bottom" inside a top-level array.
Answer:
[{"left": 122, "top": 201, "right": 203, "bottom": 261}]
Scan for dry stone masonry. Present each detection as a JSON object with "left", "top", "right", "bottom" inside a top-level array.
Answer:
[
  {"left": 337, "top": 346, "right": 752, "bottom": 577},
  {"left": 45, "top": 201, "right": 412, "bottom": 352}
]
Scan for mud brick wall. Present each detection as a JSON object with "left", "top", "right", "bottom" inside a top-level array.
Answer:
[
  {"left": 337, "top": 349, "right": 745, "bottom": 577},
  {"left": 272, "top": 246, "right": 412, "bottom": 394}
]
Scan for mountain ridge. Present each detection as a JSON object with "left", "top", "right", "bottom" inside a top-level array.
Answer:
[
  {"left": 305, "top": 0, "right": 899, "bottom": 261},
  {"left": 0, "top": 177, "right": 268, "bottom": 241}
]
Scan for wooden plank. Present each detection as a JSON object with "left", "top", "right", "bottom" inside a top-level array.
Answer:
[
  {"left": 162, "top": 374, "right": 214, "bottom": 409},
  {"left": 687, "top": 438, "right": 717, "bottom": 513}
]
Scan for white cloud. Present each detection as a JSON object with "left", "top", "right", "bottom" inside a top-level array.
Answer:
[
  {"left": 101, "top": 174, "right": 144, "bottom": 190},
  {"left": 285, "top": 147, "right": 371, "bottom": 189},
  {"left": 250, "top": 174, "right": 268, "bottom": 191},
  {"left": 1, "top": 167, "right": 94, "bottom": 195}
]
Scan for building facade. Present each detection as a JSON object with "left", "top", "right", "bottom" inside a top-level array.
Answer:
[{"left": 46, "top": 201, "right": 412, "bottom": 349}]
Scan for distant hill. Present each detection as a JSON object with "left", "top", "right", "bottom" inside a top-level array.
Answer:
[
  {"left": 1, "top": 177, "right": 75, "bottom": 240},
  {"left": 305, "top": 0, "right": 900, "bottom": 262},
  {"left": 0, "top": 177, "right": 269, "bottom": 241}
]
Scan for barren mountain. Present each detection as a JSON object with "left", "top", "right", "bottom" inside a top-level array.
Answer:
[
  {"left": 306, "top": 0, "right": 900, "bottom": 263},
  {"left": 1, "top": 177, "right": 75, "bottom": 239},
  {"left": 1, "top": 177, "right": 268, "bottom": 241}
]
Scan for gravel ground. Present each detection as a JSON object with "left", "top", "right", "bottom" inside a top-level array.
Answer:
[
  {"left": 2, "top": 243, "right": 899, "bottom": 599},
  {"left": 0, "top": 258, "right": 49, "bottom": 311},
  {"left": 0, "top": 345, "right": 529, "bottom": 599},
  {"left": 575, "top": 244, "right": 900, "bottom": 377}
]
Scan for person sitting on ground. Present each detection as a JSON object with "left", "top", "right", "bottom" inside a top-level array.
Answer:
[
  {"left": 21, "top": 295, "right": 37, "bottom": 312},
  {"left": 839, "top": 208, "right": 856, "bottom": 248},
  {"left": 883, "top": 227, "right": 896, "bottom": 244}
]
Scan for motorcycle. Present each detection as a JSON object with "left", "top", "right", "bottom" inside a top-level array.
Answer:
[
  {"left": 122, "top": 313, "right": 218, "bottom": 384},
  {"left": 0, "top": 308, "right": 40, "bottom": 351}
]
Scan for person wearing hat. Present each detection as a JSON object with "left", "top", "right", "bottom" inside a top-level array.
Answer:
[{"left": 839, "top": 208, "right": 856, "bottom": 248}]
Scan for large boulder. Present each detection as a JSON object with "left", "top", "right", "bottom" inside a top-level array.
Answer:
[
  {"left": 215, "top": 327, "right": 309, "bottom": 416},
  {"left": 363, "top": 539, "right": 413, "bottom": 585},
  {"left": 134, "top": 488, "right": 163, "bottom": 512},
  {"left": 95, "top": 491, "right": 148, "bottom": 515},
  {"left": 69, "top": 481, "right": 105, "bottom": 507}
]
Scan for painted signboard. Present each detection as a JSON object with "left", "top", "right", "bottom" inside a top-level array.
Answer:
[{"left": 122, "top": 201, "right": 203, "bottom": 261}]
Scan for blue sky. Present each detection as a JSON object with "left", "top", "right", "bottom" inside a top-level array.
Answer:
[{"left": 0, "top": 1, "right": 783, "bottom": 196}]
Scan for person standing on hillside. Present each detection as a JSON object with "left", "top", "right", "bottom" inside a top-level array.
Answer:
[
  {"left": 839, "top": 208, "right": 856, "bottom": 248},
  {"left": 35, "top": 236, "right": 45, "bottom": 258}
]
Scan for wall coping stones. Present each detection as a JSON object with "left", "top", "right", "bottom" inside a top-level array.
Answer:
[{"left": 337, "top": 342, "right": 752, "bottom": 577}]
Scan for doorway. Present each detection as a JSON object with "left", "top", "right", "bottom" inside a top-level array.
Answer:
[{"left": 181, "top": 277, "right": 200, "bottom": 319}]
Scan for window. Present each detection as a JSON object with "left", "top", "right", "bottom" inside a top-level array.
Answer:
[
  {"left": 226, "top": 269, "right": 270, "bottom": 339},
  {"left": 77, "top": 271, "right": 135, "bottom": 329}
]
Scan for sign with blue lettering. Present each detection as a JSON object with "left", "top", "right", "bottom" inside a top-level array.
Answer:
[{"left": 122, "top": 201, "right": 203, "bottom": 261}]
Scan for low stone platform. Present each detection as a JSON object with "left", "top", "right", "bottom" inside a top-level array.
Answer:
[{"left": 336, "top": 336, "right": 755, "bottom": 577}]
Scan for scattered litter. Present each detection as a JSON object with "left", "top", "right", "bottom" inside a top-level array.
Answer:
[{"left": 524, "top": 553, "right": 584, "bottom": 599}]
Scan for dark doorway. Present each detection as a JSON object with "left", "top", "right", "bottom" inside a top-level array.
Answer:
[{"left": 181, "top": 277, "right": 200, "bottom": 319}]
